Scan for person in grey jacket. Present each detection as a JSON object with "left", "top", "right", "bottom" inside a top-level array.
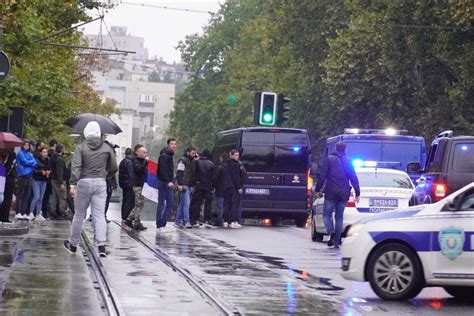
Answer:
[{"left": 63, "top": 121, "right": 118, "bottom": 257}]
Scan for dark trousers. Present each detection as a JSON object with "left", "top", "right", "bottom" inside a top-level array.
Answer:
[
  {"left": 16, "top": 176, "right": 32, "bottom": 215},
  {"left": 190, "top": 189, "right": 213, "bottom": 223},
  {"left": 0, "top": 180, "right": 15, "bottom": 222},
  {"left": 224, "top": 188, "right": 240, "bottom": 224},
  {"left": 121, "top": 187, "right": 135, "bottom": 220},
  {"left": 42, "top": 181, "right": 52, "bottom": 218}
]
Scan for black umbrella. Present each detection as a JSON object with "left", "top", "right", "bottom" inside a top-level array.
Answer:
[{"left": 64, "top": 113, "right": 122, "bottom": 135}]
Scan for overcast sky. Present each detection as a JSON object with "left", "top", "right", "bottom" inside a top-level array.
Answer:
[{"left": 82, "top": 0, "right": 222, "bottom": 63}]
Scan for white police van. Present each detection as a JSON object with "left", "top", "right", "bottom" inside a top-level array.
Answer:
[{"left": 341, "top": 182, "right": 474, "bottom": 300}]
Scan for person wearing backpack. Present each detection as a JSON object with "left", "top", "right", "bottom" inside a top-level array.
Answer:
[{"left": 315, "top": 141, "right": 360, "bottom": 249}]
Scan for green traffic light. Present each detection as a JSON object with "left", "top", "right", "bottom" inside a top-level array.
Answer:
[{"left": 263, "top": 113, "right": 273, "bottom": 122}]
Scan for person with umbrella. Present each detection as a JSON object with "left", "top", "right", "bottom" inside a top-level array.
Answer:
[
  {"left": 0, "top": 132, "right": 23, "bottom": 222},
  {"left": 63, "top": 121, "right": 117, "bottom": 258}
]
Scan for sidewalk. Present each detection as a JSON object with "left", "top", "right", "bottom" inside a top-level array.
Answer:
[{"left": 0, "top": 220, "right": 102, "bottom": 315}]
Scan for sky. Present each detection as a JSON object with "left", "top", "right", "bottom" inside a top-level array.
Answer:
[{"left": 82, "top": 0, "right": 222, "bottom": 63}]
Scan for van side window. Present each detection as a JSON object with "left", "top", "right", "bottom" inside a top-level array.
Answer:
[
  {"left": 426, "top": 144, "right": 438, "bottom": 172},
  {"left": 452, "top": 143, "right": 474, "bottom": 173}
]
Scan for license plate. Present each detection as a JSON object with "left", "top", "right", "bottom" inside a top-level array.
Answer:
[
  {"left": 245, "top": 188, "right": 270, "bottom": 195},
  {"left": 369, "top": 198, "right": 398, "bottom": 207},
  {"left": 368, "top": 207, "right": 396, "bottom": 213}
]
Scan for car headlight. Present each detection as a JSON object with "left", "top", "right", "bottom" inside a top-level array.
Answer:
[{"left": 347, "top": 223, "right": 364, "bottom": 237}]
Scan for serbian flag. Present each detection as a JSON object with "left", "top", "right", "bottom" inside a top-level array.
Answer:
[{"left": 141, "top": 160, "right": 159, "bottom": 203}]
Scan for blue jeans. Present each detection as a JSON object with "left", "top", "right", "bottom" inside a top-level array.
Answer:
[
  {"left": 215, "top": 196, "right": 224, "bottom": 225},
  {"left": 30, "top": 180, "right": 47, "bottom": 215},
  {"left": 175, "top": 185, "right": 191, "bottom": 225},
  {"left": 156, "top": 180, "right": 174, "bottom": 228},
  {"left": 323, "top": 199, "right": 346, "bottom": 240}
]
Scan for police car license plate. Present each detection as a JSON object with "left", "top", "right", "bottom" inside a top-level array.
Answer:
[
  {"left": 369, "top": 198, "right": 398, "bottom": 207},
  {"left": 245, "top": 188, "right": 270, "bottom": 195}
]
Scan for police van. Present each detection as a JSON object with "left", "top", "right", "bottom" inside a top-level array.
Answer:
[
  {"left": 341, "top": 182, "right": 474, "bottom": 300},
  {"left": 212, "top": 128, "right": 313, "bottom": 227},
  {"left": 324, "top": 129, "right": 426, "bottom": 181}
]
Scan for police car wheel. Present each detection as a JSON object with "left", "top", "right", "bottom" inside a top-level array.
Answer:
[
  {"left": 443, "top": 286, "right": 474, "bottom": 300},
  {"left": 311, "top": 216, "right": 324, "bottom": 242},
  {"left": 367, "top": 244, "right": 423, "bottom": 300}
]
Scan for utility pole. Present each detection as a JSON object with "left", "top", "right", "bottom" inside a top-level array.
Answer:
[{"left": 0, "top": 15, "right": 3, "bottom": 51}]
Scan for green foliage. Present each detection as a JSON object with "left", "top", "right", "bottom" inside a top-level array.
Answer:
[
  {"left": 169, "top": 0, "right": 474, "bottom": 156},
  {"left": 0, "top": 0, "right": 115, "bottom": 149},
  {"left": 148, "top": 70, "right": 161, "bottom": 82}
]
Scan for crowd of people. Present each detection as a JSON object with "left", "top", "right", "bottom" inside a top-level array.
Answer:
[
  {"left": 119, "top": 138, "right": 247, "bottom": 231},
  {"left": 0, "top": 139, "right": 76, "bottom": 223}
]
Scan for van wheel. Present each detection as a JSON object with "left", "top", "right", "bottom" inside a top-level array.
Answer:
[
  {"left": 294, "top": 216, "right": 307, "bottom": 228},
  {"left": 367, "top": 243, "right": 423, "bottom": 300},
  {"left": 443, "top": 286, "right": 474, "bottom": 300},
  {"left": 311, "top": 216, "right": 324, "bottom": 242}
]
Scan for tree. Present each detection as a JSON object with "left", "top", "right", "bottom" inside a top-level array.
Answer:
[
  {"left": 148, "top": 70, "right": 161, "bottom": 82},
  {"left": 0, "top": 0, "right": 116, "bottom": 146}
]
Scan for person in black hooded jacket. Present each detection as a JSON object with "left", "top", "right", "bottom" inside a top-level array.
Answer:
[
  {"left": 156, "top": 138, "right": 177, "bottom": 229},
  {"left": 190, "top": 149, "right": 215, "bottom": 226},
  {"left": 118, "top": 148, "right": 135, "bottom": 220}
]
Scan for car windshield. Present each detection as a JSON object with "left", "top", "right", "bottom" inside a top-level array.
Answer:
[{"left": 357, "top": 172, "right": 413, "bottom": 189}]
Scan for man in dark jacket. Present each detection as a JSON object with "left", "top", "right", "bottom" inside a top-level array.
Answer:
[
  {"left": 125, "top": 144, "right": 149, "bottom": 230},
  {"left": 190, "top": 149, "right": 215, "bottom": 227},
  {"left": 50, "top": 144, "right": 69, "bottom": 220},
  {"left": 223, "top": 149, "right": 243, "bottom": 228},
  {"left": 118, "top": 148, "right": 135, "bottom": 221},
  {"left": 42, "top": 139, "right": 58, "bottom": 218},
  {"left": 156, "top": 138, "right": 177, "bottom": 229},
  {"left": 0, "top": 151, "right": 16, "bottom": 222},
  {"left": 213, "top": 153, "right": 228, "bottom": 226},
  {"left": 175, "top": 146, "right": 196, "bottom": 228},
  {"left": 315, "top": 141, "right": 360, "bottom": 248}
]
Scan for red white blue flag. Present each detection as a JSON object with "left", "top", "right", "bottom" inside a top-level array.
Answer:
[{"left": 141, "top": 160, "right": 158, "bottom": 202}]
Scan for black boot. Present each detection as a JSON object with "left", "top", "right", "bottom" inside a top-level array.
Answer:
[{"left": 328, "top": 233, "right": 335, "bottom": 247}]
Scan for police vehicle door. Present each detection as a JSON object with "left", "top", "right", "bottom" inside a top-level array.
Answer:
[{"left": 431, "top": 188, "right": 474, "bottom": 280}]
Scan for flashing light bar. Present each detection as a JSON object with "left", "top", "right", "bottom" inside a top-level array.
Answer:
[
  {"left": 352, "top": 159, "right": 378, "bottom": 168},
  {"left": 344, "top": 128, "right": 408, "bottom": 135}
]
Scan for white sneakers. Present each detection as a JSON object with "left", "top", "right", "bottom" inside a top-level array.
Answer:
[
  {"left": 35, "top": 214, "right": 46, "bottom": 221},
  {"left": 223, "top": 222, "right": 242, "bottom": 228},
  {"left": 14, "top": 213, "right": 25, "bottom": 220},
  {"left": 27, "top": 213, "right": 35, "bottom": 220},
  {"left": 230, "top": 222, "right": 242, "bottom": 228}
]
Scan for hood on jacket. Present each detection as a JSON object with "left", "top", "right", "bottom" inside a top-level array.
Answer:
[
  {"left": 160, "top": 147, "right": 174, "bottom": 157},
  {"left": 86, "top": 137, "right": 104, "bottom": 150},
  {"left": 84, "top": 121, "right": 101, "bottom": 138}
]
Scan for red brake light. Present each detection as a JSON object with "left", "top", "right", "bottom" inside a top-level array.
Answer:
[
  {"left": 435, "top": 183, "right": 447, "bottom": 200},
  {"left": 346, "top": 192, "right": 356, "bottom": 207}
]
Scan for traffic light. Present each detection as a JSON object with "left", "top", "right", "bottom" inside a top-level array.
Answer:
[
  {"left": 277, "top": 93, "right": 290, "bottom": 124},
  {"left": 255, "top": 91, "right": 277, "bottom": 126}
]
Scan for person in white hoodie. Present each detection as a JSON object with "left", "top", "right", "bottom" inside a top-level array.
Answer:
[{"left": 63, "top": 121, "right": 117, "bottom": 257}]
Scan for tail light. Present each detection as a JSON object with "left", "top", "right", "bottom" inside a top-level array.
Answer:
[
  {"left": 346, "top": 192, "right": 356, "bottom": 207},
  {"left": 306, "top": 169, "right": 313, "bottom": 196},
  {"left": 435, "top": 183, "right": 447, "bottom": 200}
]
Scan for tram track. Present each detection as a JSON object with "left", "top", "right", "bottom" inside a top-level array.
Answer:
[
  {"left": 112, "top": 220, "right": 241, "bottom": 316},
  {"left": 81, "top": 231, "right": 123, "bottom": 316}
]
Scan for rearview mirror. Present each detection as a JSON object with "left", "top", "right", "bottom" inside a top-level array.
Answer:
[
  {"left": 407, "top": 162, "right": 421, "bottom": 174},
  {"left": 310, "top": 162, "right": 318, "bottom": 178}
]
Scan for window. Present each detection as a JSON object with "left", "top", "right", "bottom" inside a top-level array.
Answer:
[
  {"left": 426, "top": 144, "right": 438, "bottom": 172},
  {"left": 357, "top": 172, "right": 414, "bottom": 189},
  {"left": 242, "top": 132, "right": 274, "bottom": 144},
  {"left": 346, "top": 141, "right": 382, "bottom": 161},
  {"left": 452, "top": 143, "right": 474, "bottom": 173},
  {"left": 241, "top": 145, "right": 274, "bottom": 172},
  {"left": 274, "top": 146, "right": 309, "bottom": 173}
]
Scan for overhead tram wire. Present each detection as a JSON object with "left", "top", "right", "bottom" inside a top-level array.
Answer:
[
  {"left": 119, "top": 1, "right": 470, "bottom": 31},
  {"left": 119, "top": 1, "right": 214, "bottom": 15}
]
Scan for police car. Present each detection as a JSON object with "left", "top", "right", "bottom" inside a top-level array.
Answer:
[
  {"left": 341, "top": 182, "right": 474, "bottom": 300},
  {"left": 311, "top": 167, "right": 415, "bottom": 242}
]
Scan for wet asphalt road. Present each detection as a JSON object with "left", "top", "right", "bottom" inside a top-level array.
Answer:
[{"left": 1, "top": 200, "right": 473, "bottom": 315}]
